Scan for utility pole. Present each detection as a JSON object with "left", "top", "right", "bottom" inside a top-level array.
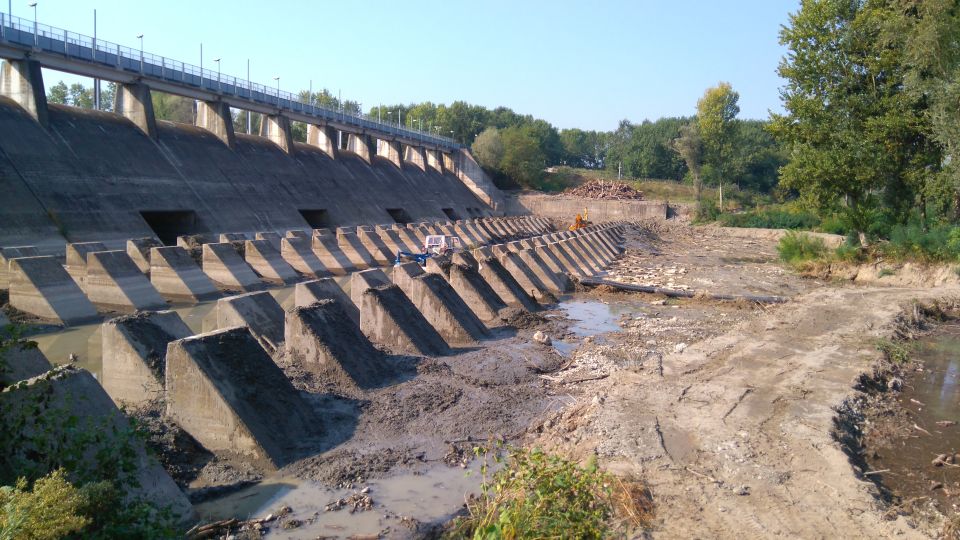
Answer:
[
  {"left": 618, "top": 161, "right": 622, "bottom": 180},
  {"left": 93, "top": 9, "right": 99, "bottom": 110},
  {"left": 246, "top": 59, "right": 251, "bottom": 134}
]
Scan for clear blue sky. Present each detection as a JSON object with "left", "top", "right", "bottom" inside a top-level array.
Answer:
[{"left": 22, "top": 0, "right": 799, "bottom": 131}]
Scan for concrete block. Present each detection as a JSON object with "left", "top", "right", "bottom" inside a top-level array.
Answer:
[
  {"left": 219, "top": 233, "right": 247, "bottom": 243},
  {"left": 65, "top": 241, "right": 108, "bottom": 283},
  {"left": 8, "top": 256, "right": 99, "bottom": 325},
  {"left": 372, "top": 227, "right": 406, "bottom": 259},
  {"left": 357, "top": 227, "right": 393, "bottom": 265},
  {"left": 556, "top": 240, "right": 597, "bottom": 276},
  {"left": 295, "top": 278, "right": 359, "bottom": 327},
  {"left": 281, "top": 237, "right": 329, "bottom": 278},
  {"left": 255, "top": 231, "right": 282, "bottom": 251},
  {"left": 165, "top": 327, "right": 317, "bottom": 468},
  {"left": 84, "top": 250, "right": 168, "bottom": 311},
  {"left": 0, "top": 342, "right": 51, "bottom": 387},
  {"left": 215, "top": 291, "right": 285, "bottom": 354},
  {"left": 285, "top": 230, "right": 308, "bottom": 239},
  {"left": 176, "top": 234, "right": 213, "bottom": 250},
  {"left": 2, "top": 366, "right": 192, "bottom": 520},
  {"left": 447, "top": 262, "right": 509, "bottom": 323},
  {"left": 350, "top": 268, "right": 391, "bottom": 308},
  {"left": 393, "top": 227, "right": 423, "bottom": 253},
  {"left": 311, "top": 234, "right": 355, "bottom": 276},
  {"left": 336, "top": 229, "right": 376, "bottom": 269},
  {"left": 149, "top": 247, "right": 221, "bottom": 303},
  {"left": 101, "top": 311, "right": 192, "bottom": 406},
  {"left": 517, "top": 249, "right": 570, "bottom": 294},
  {"left": 244, "top": 240, "right": 299, "bottom": 285},
  {"left": 126, "top": 237, "right": 162, "bottom": 274},
  {"left": 0, "top": 246, "right": 40, "bottom": 289},
  {"left": 285, "top": 300, "right": 392, "bottom": 390},
  {"left": 391, "top": 262, "right": 488, "bottom": 345},
  {"left": 202, "top": 242, "right": 263, "bottom": 292},
  {"left": 474, "top": 256, "right": 539, "bottom": 312},
  {"left": 359, "top": 284, "right": 449, "bottom": 356},
  {"left": 498, "top": 251, "right": 551, "bottom": 302}
]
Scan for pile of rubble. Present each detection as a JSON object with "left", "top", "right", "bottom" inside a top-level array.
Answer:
[{"left": 563, "top": 180, "right": 644, "bottom": 200}]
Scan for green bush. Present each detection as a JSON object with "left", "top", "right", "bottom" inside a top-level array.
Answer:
[
  {"left": 448, "top": 448, "right": 614, "bottom": 539},
  {"left": 777, "top": 231, "right": 827, "bottom": 264},
  {"left": 880, "top": 224, "right": 960, "bottom": 262},
  {"left": 718, "top": 208, "right": 820, "bottom": 230},
  {"left": 0, "top": 469, "right": 89, "bottom": 540}
]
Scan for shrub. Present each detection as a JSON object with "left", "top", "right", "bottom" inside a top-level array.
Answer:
[
  {"left": 718, "top": 208, "right": 820, "bottom": 230},
  {"left": 448, "top": 448, "right": 616, "bottom": 539},
  {"left": 777, "top": 232, "right": 827, "bottom": 264},
  {"left": 0, "top": 469, "right": 89, "bottom": 540}
]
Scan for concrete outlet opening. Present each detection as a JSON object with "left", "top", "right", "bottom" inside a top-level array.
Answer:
[
  {"left": 140, "top": 210, "right": 199, "bottom": 246},
  {"left": 298, "top": 209, "right": 332, "bottom": 229},
  {"left": 386, "top": 208, "right": 413, "bottom": 224},
  {"left": 441, "top": 208, "right": 460, "bottom": 220}
]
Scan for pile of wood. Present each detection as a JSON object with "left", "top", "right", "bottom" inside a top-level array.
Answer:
[{"left": 563, "top": 179, "right": 644, "bottom": 200}]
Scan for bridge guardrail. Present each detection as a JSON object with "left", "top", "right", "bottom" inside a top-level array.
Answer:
[{"left": 0, "top": 12, "right": 459, "bottom": 148}]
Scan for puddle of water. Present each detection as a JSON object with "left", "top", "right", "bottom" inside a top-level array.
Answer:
[
  {"left": 560, "top": 300, "right": 622, "bottom": 337},
  {"left": 867, "top": 325, "right": 960, "bottom": 510},
  {"left": 195, "top": 464, "right": 483, "bottom": 538}
]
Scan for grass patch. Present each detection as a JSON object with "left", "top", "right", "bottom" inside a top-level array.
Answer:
[
  {"left": 876, "top": 339, "right": 912, "bottom": 364},
  {"left": 777, "top": 231, "right": 827, "bottom": 264},
  {"left": 718, "top": 208, "right": 820, "bottom": 230},
  {"left": 445, "top": 447, "right": 651, "bottom": 539}
]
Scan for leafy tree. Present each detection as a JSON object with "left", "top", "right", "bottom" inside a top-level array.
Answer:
[
  {"left": 672, "top": 122, "right": 704, "bottom": 203},
  {"left": 151, "top": 92, "right": 194, "bottom": 123},
  {"left": 98, "top": 82, "right": 116, "bottom": 113},
  {"left": 500, "top": 125, "right": 546, "bottom": 187},
  {"left": 68, "top": 84, "right": 93, "bottom": 109},
  {"left": 472, "top": 127, "right": 505, "bottom": 171},
  {"left": 48, "top": 81, "right": 68, "bottom": 105},
  {"left": 231, "top": 109, "right": 261, "bottom": 135},
  {"left": 697, "top": 82, "right": 740, "bottom": 211}
]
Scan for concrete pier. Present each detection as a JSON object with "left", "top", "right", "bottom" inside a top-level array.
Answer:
[
  {"left": 336, "top": 228, "right": 377, "bottom": 269},
  {"left": 245, "top": 240, "right": 299, "bottom": 284},
  {"left": 285, "top": 300, "right": 392, "bottom": 390},
  {"left": 391, "top": 262, "right": 488, "bottom": 345},
  {"left": 281, "top": 237, "right": 329, "bottom": 278},
  {"left": 0, "top": 245, "right": 39, "bottom": 288},
  {"left": 350, "top": 268, "right": 392, "bottom": 308},
  {"left": 196, "top": 100, "right": 236, "bottom": 148},
  {"left": 8, "top": 256, "right": 99, "bottom": 325},
  {"left": 295, "top": 278, "right": 359, "bottom": 327},
  {"left": 83, "top": 250, "right": 168, "bottom": 311},
  {"left": 115, "top": 83, "right": 158, "bottom": 140},
  {"left": 312, "top": 232, "right": 356, "bottom": 275},
  {"left": 359, "top": 284, "right": 449, "bottom": 356},
  {"left": 202, "top": 242, "right": 264, "bottom": 292},
  {"left": 65, "top": 241, "right": 108, "bottom": 283},
  {"left": 468, "top": 254, "right": 539, "bottom": 312},
  {"left": 150, "top": 246, "right": 221, "bottom": 302},
  {"left": 356, "top": 226, "right": 393, "bottom": 265},
  {"left": 215, "top": 291, "right": 285, "bottom": 354},
  {"left": 0, "top": 59, "right": 48, "bottom": 126},
  {"left": 255, "top": 231, "right": 283, "bottom": 251},
  {"left": 165, "top": 327, "right": 318, "bottom": 469},
  {"left": 101, "top": 311, "right": 192, "bottom": 406},
  {"left": 127, "top": 238, "right": 163, "bottom": 274}
]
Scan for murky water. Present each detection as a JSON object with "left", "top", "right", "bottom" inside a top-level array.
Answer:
[
  {"left": 867, "top": 325, "right": 960, "bottom": 511},
  {"left": 195, "top": 463, "right": 485, "bottom": 538},
  {"left": 552, "top": 299, "right": 647, "bottom": 355}
]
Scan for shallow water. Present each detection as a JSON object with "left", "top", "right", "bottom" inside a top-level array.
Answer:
[
  {"left": 195, "top": 463, "right": 484, "bottom": 538},
  {"left": 867, "top": 325, "right": 960, "bottom": 510}
]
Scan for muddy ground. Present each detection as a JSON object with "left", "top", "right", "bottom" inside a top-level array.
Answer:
[{"left": 138, "top": 221, "right": 960, "bottom": 538}]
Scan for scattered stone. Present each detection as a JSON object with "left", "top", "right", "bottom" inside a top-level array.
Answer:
[
  {"left": 674, "top": 342, "right": 688, "bottom": 353},
  {"left": 533, "top": 331, "right": 552, "bottom": 346}
]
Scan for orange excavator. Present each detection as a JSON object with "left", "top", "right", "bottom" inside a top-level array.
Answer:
[{"left": 569, "top": 208, "right": 590, "bottom": 231}]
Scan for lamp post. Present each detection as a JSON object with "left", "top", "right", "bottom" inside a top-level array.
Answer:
[
  {"left": 136, "top": 33, "right": 143, "bottom": 73},
  {"left": 28, "top": 2, "right": 36, "bottom": 47},
  {"left": 246, "top": 59, "right": 251, "bottom": 134},
  {"left": 213, "top": 57, "right": 220, "bottom": 91},
  {"left": 273, "top": 76, "right": 280, "bottom": 108}
]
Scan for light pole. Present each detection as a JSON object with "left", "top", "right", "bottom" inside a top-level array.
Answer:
[
  {"left": 136, "top": 34, "right": 143, "bottom": 73},
  {"left": 397, "top": 108, "right": 401, "bottom": 128},
  {"left": 213, "top": 57, "right": 220, "bottom": 91},
  {"left": 28, "top": 2, "right": 36, "bottom": 47},
  {"left": 273, "top": 76, "right": 280, "bottom": 108},
  {"left": 387, "top": 111, "right": 392, "bottom": 126},
  {"left": 246, "top": 59, "right": 251, "bottom": 134},
  {"left": 449, "top": 130, "right": 455, "bottom": 143}
]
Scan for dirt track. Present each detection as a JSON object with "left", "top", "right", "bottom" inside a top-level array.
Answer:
[{"left": 528, "top": 223, "right": 957, "bottom": 538}]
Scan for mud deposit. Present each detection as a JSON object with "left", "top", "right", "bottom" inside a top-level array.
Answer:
[{"left": 864, "top": 325, "right": 960, "bottom": 518}]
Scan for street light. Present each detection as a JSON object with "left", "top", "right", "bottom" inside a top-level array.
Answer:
[
  {"left": 136, "top": 33, "right": 143, "bottom": 73},
  {"left": 28, "top": 2, "right": 36, "bottom": 47},
  {"left": 213, "top": 57, "right": 220, "bottom": 91},
  {"left": 273, "top": 76, "right": 280, "bottom": 107}
]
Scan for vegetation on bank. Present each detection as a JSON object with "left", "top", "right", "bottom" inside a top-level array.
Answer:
[
  {"left": 0, "top": 327, "right": 180, "bottom": 539},
  {"left": 444, "top": 447, "right": 652, "bottom": 540}
]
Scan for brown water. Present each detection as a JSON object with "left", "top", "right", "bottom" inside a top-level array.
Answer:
[{"left": 867, "top": 325, "right": 960, "bottom": 511}]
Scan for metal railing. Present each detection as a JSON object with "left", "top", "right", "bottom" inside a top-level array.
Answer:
[{"left": 0, "top": 12, "right": 459, "bottom": 148}]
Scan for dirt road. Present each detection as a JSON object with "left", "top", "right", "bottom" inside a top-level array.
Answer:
[{"left": 531, "top": 224, "right": 955, "bottom": 538}]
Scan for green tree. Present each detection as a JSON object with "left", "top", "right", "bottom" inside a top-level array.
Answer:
[
  {"left": 67, "top": 83, "right": 93, "bottom": 109},
  {"left": 672, "top": 122, "right": 704, "bottom": 203},
  {"left": 231, "top": 109, "right": 261, "bottom": 135},
  {"left": 99, "top": 82, "right": 116, "bottom": 113},
  {"left": 151, "top": 92, "right": 194, "bottom": 123},
  {"left": 696, "top": 82, "right": 740, "bottom": 211},
  {"left": 472, "top": 127, "right": 504, "bottom": 171},
  {"left": 500, "top": 125, "right": 546, "bottom": 188},
  {"left": 48, "top": 81, "right": 68, "bottom": 105}
]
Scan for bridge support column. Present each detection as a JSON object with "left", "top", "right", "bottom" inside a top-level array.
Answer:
[
  {"left": 453, "top": 149, "right": 504, "bottom": 211},
  {"left": 403, "top": 145, "right": 426, "bottom": 171},
  {"left": 442, "top": 152, "right": 457, "bottom": 174},
  {"left": 115, "top": 82, "right": 158, "bottom": 140},
  {"left": 195, "top": 101, "right": 235, "bottom": 148},
  {"left": 376, "top": 139, "right": 402, "bottom": 168},
  {"left": 346, "top": 133, "right": 375, "bottom": 163},
  {"left": 0, "top": 59, "right": 48, "bottom": 127},
  {"left": 260, "top": 115, "right": 294, "bottom": 155},
  {"left": 306, "top": 124, "right": 337, "bottom": 159},
  {"left": 426, "top": 148, "right": 444, "bottom": 174}
]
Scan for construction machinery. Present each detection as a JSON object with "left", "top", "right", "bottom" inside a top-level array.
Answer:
[
  {"left": 569, "top": 208, "right": 591, "bottom": 231},
  {"left": 395, "top": 235, "right": 463, "bottom": 266}
]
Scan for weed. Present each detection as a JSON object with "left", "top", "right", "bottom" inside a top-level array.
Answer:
[
  {"left": 877, "top": 268, "right": 897, "bottom": 278},
  {"left": 446, "top": 446, "right": 651, "bottom": 539},
  {"left": 876, "top": 339, "right": 911, "bottom": 364},
  {"left": 0, "top": 469, "right": 89, "bottom": 540},
  {"left": 777, "top": 232, "right": 827, "bottom": 264}
]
